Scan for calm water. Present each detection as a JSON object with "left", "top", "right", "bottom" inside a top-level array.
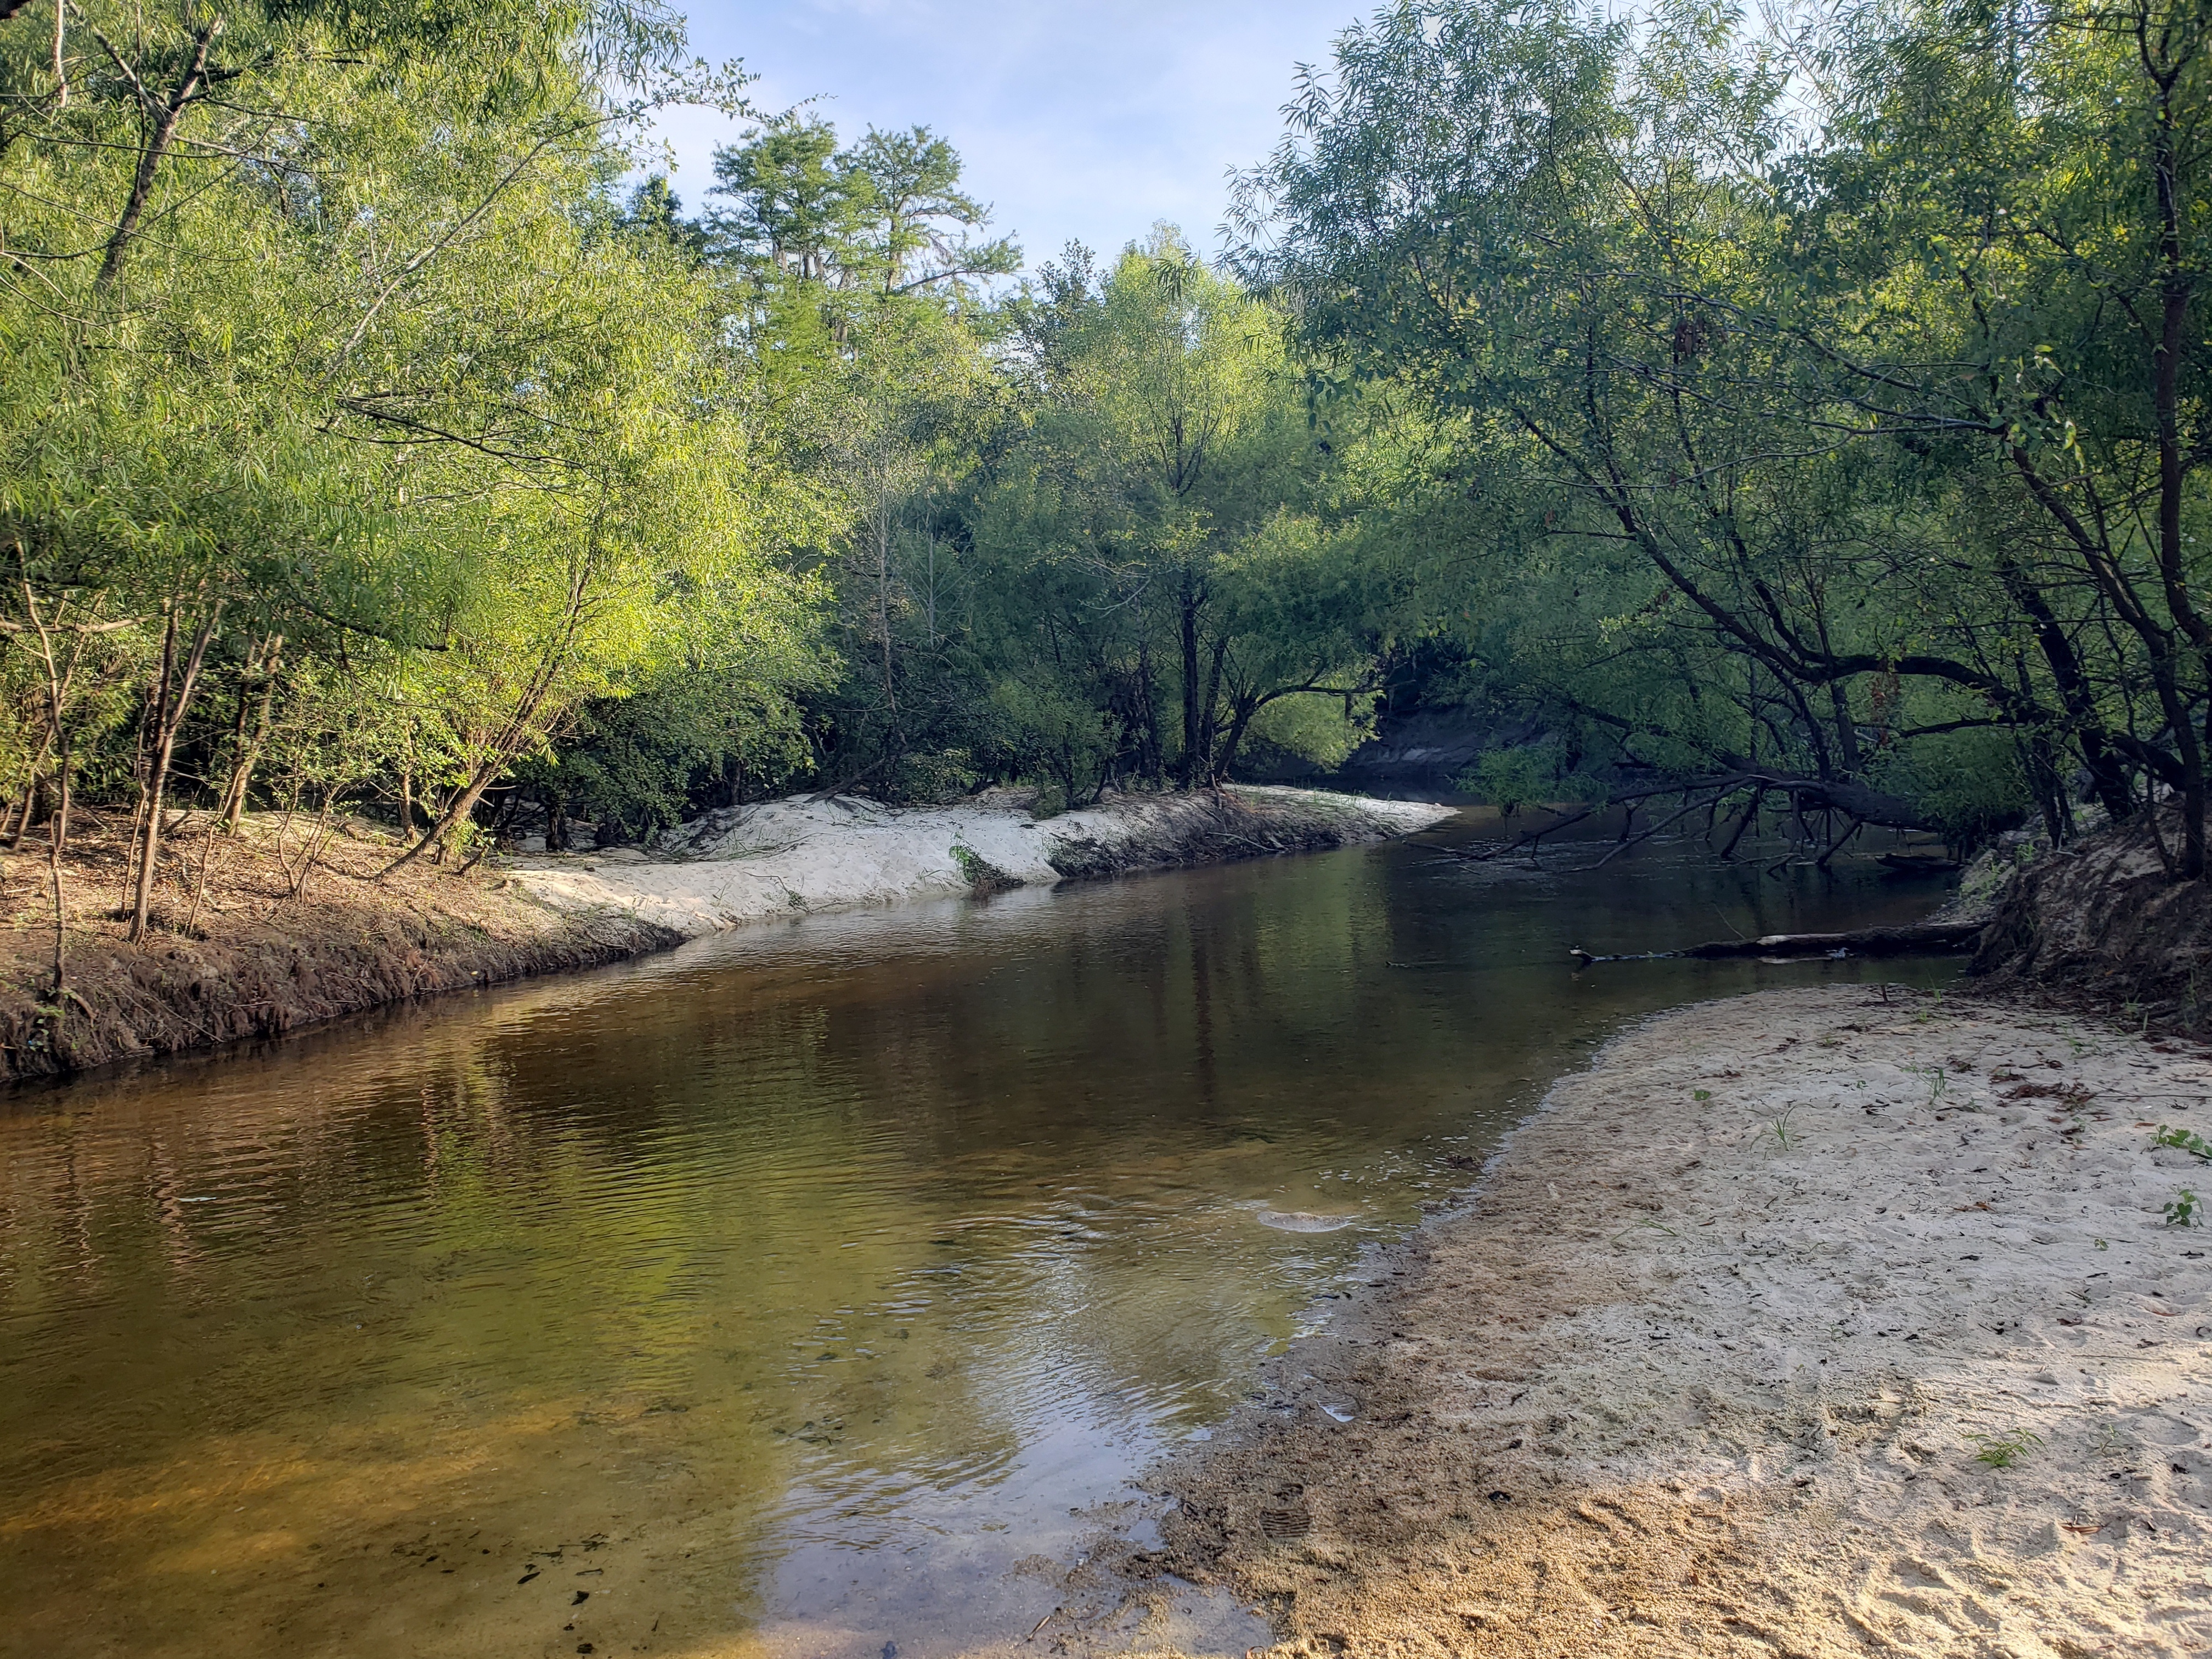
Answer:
[{"left": 0, "top": 817, "right": 1956, "bottom": 1658}]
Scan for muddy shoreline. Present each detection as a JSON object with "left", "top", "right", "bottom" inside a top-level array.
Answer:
[
  {"left": 1, "top": 785, "right": 1449, "bottom": 1085},
  {"left": 1132, "top": 984, "right": 2212, "bottom": 1657}
]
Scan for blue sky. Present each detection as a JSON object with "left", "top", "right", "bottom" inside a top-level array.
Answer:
[{"left": 646, "top": 1, "right": 1369, "bottom": 273}]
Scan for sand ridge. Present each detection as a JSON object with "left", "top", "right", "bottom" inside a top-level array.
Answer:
[{"left": 1140, "top": 984, "right": 2212, "bottom": 1657}]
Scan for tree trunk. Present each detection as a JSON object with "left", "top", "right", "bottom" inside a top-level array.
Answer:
[
  {"left": 383, "top": 759, "right": 503, "bottom": 876},
  {"left": 47, "top": 755, "right": 70, "bottom": 995},
  {"left": 95, "top": 24, "right": 217, "bottom": 290},
  {"left": 1994, "top": 556, "right": 2135, "bottom": 825},
  {"left": 1212, "top": 693, "right": 1261, "bottom": 782},
  {"left": 1826, "top": 680, "right": 1861, "bottom": 775},
  {"left": 17, "top": 577, "right": 81, "bottom": 1004},
  {"left": 1178, "top": 565, "right": 1202, "bottom": 789},
  {"left": 217, "top": 634, "right": 283, "bottom": 833},
  {"left": 385, "top": 705, "right": 557, "bottom": 876},
  {"left": 1135, "top": 635, "right": 1164, "bottom": 784},
  {"left": 128, "top": 605, "right": 220, "bottom": 941},
  {"left": 1198, "top": 631, "right": 1230, "bottom": 782}
]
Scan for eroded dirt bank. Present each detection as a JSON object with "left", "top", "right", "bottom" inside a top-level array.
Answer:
[
  {"left": 0, "top": 818, "right": 678, "bottom": 1085},
  {"left": 1138, "top": 985, "right": 2212, "bottom": 1658}
]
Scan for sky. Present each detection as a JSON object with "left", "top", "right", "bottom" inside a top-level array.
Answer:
[{"left": 646, "top": 1, "right": 1370, "bottom": 275}]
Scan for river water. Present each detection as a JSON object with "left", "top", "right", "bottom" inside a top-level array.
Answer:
[{"left": 0, "top": 817, "right": 1956, "bottom": 1658}]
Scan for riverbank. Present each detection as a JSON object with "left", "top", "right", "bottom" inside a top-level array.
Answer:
[
  {"left": 0, "top": 785, "right": 1450, "bottom": 1084},
  {"left": 0, "top": 817, "right": 680, "bottom": 1085},
  {"left": 503, "top": 785, "right": 1453, "bottom": 937},
  {"left": 1141, "top": 984, "right": 2211, "bottom": 1657}
]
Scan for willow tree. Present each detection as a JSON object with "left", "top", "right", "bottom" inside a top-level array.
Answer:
[
  {"left": 1797, "top": 0, "right": 2212, "bottom": 870},
  {"left": 972, "top": 232, "right": 1397, "bottom": 791},
  {"left": 1230, "top": 0, "right": 2210, "bottom": 862},
  {"left": 0, "top": 0, "right": 828, "bottom": 963}
]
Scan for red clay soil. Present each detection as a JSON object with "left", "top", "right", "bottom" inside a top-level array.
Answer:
[{"left": 0, "top": 813, "right": 676, "bottom": 1085}]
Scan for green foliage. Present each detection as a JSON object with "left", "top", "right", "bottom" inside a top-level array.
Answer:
[
  {"left": 963, "top": 229, "right": 1397, "bottom": 795},
  {"left": 1967, "top": 1427, "right": 2042, "bottom": 1469},
  {"left": 1459, "top": 742, "right": 1588, "bottom": 816},
  {"left": 1871, "top": 732, "right": 2031, "bottom": 853},
  {"left": 1226, "top": 0, "right": 2212, "bottom": 859},
  {"left": 11, "top": 0, "right": 2212, "bottom": 960},
  {"left": 0, "top": 0, "right": 826, "bottom": 944},
  {"left": 2152, "top": 1126, "right": 2212, "bottom": 1162}
]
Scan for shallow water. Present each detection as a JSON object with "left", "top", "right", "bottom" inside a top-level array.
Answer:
[{"left": 0, "top": 818, "right": 1957, "bottom": 1658}]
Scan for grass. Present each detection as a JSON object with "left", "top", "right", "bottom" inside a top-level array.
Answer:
[
  {"left": 1609, "top": 1216, "right": 1680, "bottom": 1246},
  {"left": 1966, "top": 1427, "right": 2042, "bottom": 1469}
]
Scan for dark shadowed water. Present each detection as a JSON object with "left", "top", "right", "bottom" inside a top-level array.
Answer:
[{"left": 0, "top": 815, "right": 1957, "bottom": 1658}]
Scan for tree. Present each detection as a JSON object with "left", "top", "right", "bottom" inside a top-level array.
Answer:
[
  {"left": 0, "top": 0, "right": 830, "bottom": 955},
  {"left": 974, "top": 230, "right": 1394, "bottom": 791},
  {"left": 1225, "top": 0, "right": 2210, "bottom": 865}
]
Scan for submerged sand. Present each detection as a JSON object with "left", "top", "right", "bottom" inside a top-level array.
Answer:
[{"left": 1141, "top": 984, "right": 2212, "bottom": 1657}]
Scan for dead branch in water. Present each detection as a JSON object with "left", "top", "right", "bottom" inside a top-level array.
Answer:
[
  {"left": 1436, "top": 771, "right": 1940, "bottom": 872},
  {"left": 1568, "top": 921, "right": 1984, "bottom": 967}
]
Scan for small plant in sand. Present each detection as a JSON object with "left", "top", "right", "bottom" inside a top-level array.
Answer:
[
  {"left": 2152, "top": 1125, "right": 2212, "bottom": 1162},
  {"left": 1609, "top": 1216, "right": 1680, "bottom": 1246},
  {"left": 1765, "top": 1105, "right": 1800, "bottom": 1150},
  {"left": 1966, "top": 1427, "right": 2042, "bottom": 1468},
  {"left": 2087, "top": 1420, "right": 2133, "bottom": 1459},
  {"left": 2163, "top": 1189, "right": 2201, "bottom": 1228}
]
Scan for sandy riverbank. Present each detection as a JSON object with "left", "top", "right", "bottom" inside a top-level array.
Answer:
[
  {"left": 1140, "top": 984, "right": 2212, "bottom": 1657},
  {"left": 504, "top": 785, "right": 1453, "bottom": 938}
]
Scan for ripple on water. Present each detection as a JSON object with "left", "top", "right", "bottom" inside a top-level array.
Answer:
[{"left": 1254, "top": 1209, "right": 1364, "bottom": 1233}]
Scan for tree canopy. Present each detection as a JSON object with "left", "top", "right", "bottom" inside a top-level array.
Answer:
[{"left": 3, "top": 0, "right": 2208, "bottom": 1003}]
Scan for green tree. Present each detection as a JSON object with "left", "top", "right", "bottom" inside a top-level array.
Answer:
[{"left": 1227, "top": 0, "right": 2209, "bottom": 864}]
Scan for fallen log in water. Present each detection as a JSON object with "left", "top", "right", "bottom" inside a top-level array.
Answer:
[{"left": 1569, "top": 921, "right": 1984, "bottom": 968}]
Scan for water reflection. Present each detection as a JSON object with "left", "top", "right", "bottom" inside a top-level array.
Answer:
[{"left": 0, "top": 819, "right": 1956, "bottom": 1657}]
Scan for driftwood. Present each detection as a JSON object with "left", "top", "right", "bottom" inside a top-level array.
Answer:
[{"left": 1569, "top": 921, "right": 1984, "bottom": 968}]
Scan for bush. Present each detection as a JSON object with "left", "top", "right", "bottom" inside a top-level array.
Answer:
[{"left": 1457, "top": 740, "right": 1583, "bottom": 815}]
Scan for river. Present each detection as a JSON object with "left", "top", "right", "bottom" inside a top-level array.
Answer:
[{"left": 0, "top": 816, "right": 1956, "bottom": 1658}]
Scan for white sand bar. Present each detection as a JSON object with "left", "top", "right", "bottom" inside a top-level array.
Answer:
[
  {"left": 1155, "top": 984, "right": 2212, "bottom": 1657},
  {"left": 503, "top": 785, "right": 1453, "bottom": 938}
]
